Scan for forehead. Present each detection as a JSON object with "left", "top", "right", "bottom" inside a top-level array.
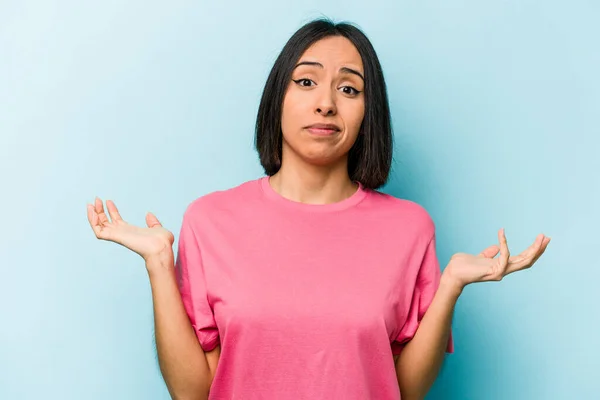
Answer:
[{"left": 298, "top": 36, "right": 363, "bottom": 71}]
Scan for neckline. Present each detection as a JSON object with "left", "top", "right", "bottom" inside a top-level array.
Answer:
[{"left": 259, "top": 176, "right": 368, "bottom": 212}]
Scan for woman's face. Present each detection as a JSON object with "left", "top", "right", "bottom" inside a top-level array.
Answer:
[{"left": 280, "top": 36, "right": 365, "bottom": 167}]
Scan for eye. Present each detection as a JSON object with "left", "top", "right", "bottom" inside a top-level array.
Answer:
[
  {"left": 293, "top": 78, "right": 314, "bottom": 87},
  {"left": 340, "top": 86, "right": 361, "bottom": 96}
]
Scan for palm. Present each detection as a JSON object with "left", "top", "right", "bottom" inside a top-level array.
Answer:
[
  {"left": 447, "top": 254, "right": 501, "bottom": 283},
  {"left": 87, "top": 197, "right": 174, "bottom": 261},
  {"left": 445, "top": 228, "right": 551, "bottom": 288}
]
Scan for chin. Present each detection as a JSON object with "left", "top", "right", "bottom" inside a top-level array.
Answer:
[{"left": 298, "top": 149, "right": 345, "bottom": 166}]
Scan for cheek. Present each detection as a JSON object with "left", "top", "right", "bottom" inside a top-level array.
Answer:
[
  {"left": 280, "top": 96, "right": 292, "bottom": 129},
  {"left": 281, "top": 92, "right": 308, "bottom": 132},
  {"left": 345, "top": 102, "right": 365, "bottom": 134}
]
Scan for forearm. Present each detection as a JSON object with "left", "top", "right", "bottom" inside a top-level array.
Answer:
[
  {"left": 148, "top": 259, "right": 212, "bottom": 400},
  {"left": 396, "top": 273, "right": 462, "bottom": 399}
]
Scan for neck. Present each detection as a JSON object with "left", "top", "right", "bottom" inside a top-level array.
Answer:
[{"left": 269, "top": 153, "right": 358, "bottom": 205}]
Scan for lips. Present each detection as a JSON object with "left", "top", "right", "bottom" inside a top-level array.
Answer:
[
  {"left": 306, "top": 123, "right": 340, "bottom": 131},
  {"left": 305, "top": 123, "right": 341, "bottom": 136}
]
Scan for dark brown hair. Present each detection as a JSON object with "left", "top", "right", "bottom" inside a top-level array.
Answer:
[{"left": 254, "top": 17, "right": 393, "bottom": 190}]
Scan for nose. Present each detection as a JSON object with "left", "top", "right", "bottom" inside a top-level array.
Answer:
[{"left": 315, "top": 88, "right": 337, "bottom": 116}]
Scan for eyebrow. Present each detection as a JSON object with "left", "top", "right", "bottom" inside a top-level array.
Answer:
[{"left": 293, "top": 61, "right": 364, "bottom": 81}]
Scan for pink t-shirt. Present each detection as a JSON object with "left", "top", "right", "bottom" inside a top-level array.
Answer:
[{"left": 175, "top": 176, "right": 454, "bottom": 399}]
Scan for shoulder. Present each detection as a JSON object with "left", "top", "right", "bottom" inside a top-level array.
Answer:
[
  {"left": 182, "top": 178, "right": 261, "bottom": 219},
  {"left": 366, "top": 189, "right": 436, "bottom": 238}
]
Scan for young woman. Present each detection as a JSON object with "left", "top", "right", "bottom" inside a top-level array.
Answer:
[{"left": 87, "top": 18, "right": 550, "bottom": 400}]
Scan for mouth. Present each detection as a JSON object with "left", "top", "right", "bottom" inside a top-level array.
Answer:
[{"left": 305, "top": 124, "right": 341, "bottom": 136}]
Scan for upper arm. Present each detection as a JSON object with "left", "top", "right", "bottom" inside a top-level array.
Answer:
[{"left": 205, "top": 344, "right": 221, "bottom": 384}]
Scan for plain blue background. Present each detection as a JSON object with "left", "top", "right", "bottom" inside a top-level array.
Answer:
[{"left": 1, "top": 1, "right": 598, "bottom": 399}]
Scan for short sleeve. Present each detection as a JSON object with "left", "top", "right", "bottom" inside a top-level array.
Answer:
[
  {"left": 391, "top": 234, "right": 454, "bottom": 355},
  {"left": 175, "top": 209, "right": 220, "bottom": 351}
]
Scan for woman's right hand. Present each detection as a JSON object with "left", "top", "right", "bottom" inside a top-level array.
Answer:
[{"left": 87, "top": 197, "right": 175, "bottom": 267}]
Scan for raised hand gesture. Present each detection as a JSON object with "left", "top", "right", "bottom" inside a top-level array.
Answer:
[
  {"left": 87, "top": 197, "right": 175, "bottom": 268},
  {"left": 443, "top": 228, "right": 551, "bottom": 290}
]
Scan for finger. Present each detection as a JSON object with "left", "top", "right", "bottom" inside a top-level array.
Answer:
[
  {"left": 87, "top": 204, "right": 99, "bottom": 232},
  {"left": 523, "top": 233, "right": 545, "bottom": 258},
  {"left": 87, "top": 203, "right": 105, "bottom": 238},
  {"left": 146, "top": 212, "right": 163, "bottom": 228},
  {"left": 529, "top": 236, "right": 551, "bottom": 265},
  {"left": 525, "top": 234, "right": 546, "bottom": 264},
  {"left": 106, "top": 200, "right": 123, "bottom": 222},
  {"left": 478, "top": 245, "right": 500, "bottom": 259},
  {"left": 94, "top": 197, "right": 110, "bottom": 225},
  {"left": 499, "top": 228, "right": 510, "bottom": 269},
  {"left": 510, "top": 234, "right": 543, "bottom": 264},
  {"left": 506, "top": 235, "right": 550, "bottom": 274}
]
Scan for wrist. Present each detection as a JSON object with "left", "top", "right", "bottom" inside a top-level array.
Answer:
[
  {"left": 145, "top": 252, "right": 175, "bottom": 277},
  {"left": 440, "top": 272, "right": 465, "bottom": 299}
]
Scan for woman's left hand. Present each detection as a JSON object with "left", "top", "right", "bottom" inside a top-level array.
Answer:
[{"left": 442, "top": 228, "right": 551, "bottom": 290}]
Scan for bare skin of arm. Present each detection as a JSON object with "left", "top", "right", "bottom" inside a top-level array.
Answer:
[
  {"left": 149, "top": 264, "right": 220, "bottom": 399},
  {"left": 87, "top": 198, "right": 221, "bottom": 399}
]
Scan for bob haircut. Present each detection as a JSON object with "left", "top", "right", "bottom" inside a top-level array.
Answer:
[{"left": 254, "top": 17, "right": 393, "bottom": 190}]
